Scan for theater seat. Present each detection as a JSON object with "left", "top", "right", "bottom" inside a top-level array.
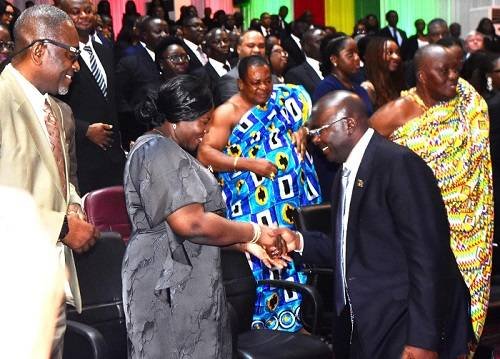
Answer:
[
  {"left": 63, "top": 320, "right": 108, "bottom": 359},
  {"left": 222, "top": 249, "right": 332, "bottom": 359},
  {"left": 83, "top": 186, "right": 132, "bottom": 242},
  {"left": 66, "top": 232, "right": 127, "bottom": 359}
]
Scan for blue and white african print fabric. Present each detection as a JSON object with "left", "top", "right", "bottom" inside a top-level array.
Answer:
[{"left": 219, "top": 84, "right": 322, "bottom": 332}]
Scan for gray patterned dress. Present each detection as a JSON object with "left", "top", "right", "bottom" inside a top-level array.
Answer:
[{"left": 122, "top": 134, "right": 232, "bottom": 359}]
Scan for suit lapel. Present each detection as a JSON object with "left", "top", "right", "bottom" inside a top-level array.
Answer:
[
  {"left": 47, "top": 95, "right": 69, "bottom": 199},
  {"left": 4, "top": 69, "right": 66, "bottom": 200},
  {"left": 303, "top": 62, "right": 321, "bottom": 83},
  {"left": 346, "top": 134, "right": 380, "bottom": 264}
]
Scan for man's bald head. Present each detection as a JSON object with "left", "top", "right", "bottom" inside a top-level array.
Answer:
[
  {"left": 13, "top": 5, "right": 74, "bottom": 50},
  {"left": 414, "top": 44, "right": 447, "bottom": 75},
  {"left": 309, "top": 91, "right": 370, "bottom": 163},
  {"left": 311, "top": 90, "right": 369, "bottom": 130},
  {"left": 414, "top": 44, "right": 459, "bottom": 102}
]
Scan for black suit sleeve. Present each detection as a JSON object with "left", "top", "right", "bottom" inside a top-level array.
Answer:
[
  {"left": 388, "top": 150, "right": 452, "bottom": 351},
  {"left": 299, "top": 230, "right": 333, "bottom": 267}
]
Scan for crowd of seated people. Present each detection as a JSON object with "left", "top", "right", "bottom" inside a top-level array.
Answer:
[{"left": 1, "top": 1, "right": 500, "bottom": 358}]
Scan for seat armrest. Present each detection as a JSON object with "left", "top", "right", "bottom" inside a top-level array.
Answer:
[
  {"left": 257, "top": 279, "right": 324, "bottom": 335},
  {"left": 64, "top": 320, "right": 108, "bottom": 359}
]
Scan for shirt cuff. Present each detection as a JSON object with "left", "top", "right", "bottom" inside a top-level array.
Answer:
[{"left": 294, "top": 231, "right": 304, "bottom": 255}]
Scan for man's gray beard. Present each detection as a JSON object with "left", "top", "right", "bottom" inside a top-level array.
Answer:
[{"left": 58, "top": 86, "right": 69, "bottom": 96}]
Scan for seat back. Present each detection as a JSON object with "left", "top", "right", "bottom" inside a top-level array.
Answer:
[
  {"left": 63, "top": 320, "right": 108, "bottom": 359},
  {"left": 292, "top": 203, "right": 332, "bottom": 234},
  {"left": 84, "top": 186, "right": 132, "bottom": 242},
  {"left": 67, "top": 232, "right": 127, "bottom": 359},
  {"left": 221, "top": 249, "right": 256, "bottom": 336}
]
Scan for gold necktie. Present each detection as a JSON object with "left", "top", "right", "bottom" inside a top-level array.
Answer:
[{"left": 43, "top": 99, "right": 67, "bottom": 197}]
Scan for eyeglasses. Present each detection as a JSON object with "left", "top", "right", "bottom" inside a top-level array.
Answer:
[
  {"left": 0, "top": 40, "right": 14, "bottom": 51},
  {"left": 163, "top": 54, "right": 190, "bottom": 63},
  {"left": 11, "top": 38, "right": 80, "bottom": 61},
  {"left": 308, "top": 117, "right": 348, "bottom": 137},
  {"left": 272, "top": 49, "right": 288, "bottom": 57}
]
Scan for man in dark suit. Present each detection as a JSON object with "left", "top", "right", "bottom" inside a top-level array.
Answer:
[
  {"left": 115, "top": 16, "right": 167, "bottom": 149},
  {"left": 284, "top": 27, "right": 325, "bottom": 97},
  {"left": 60, "top": 0, "right": 125, "bottom": 195},
  {"left": 181, "top": 15, "right": 208, "bottom": 73},
  {"left": 279, "top": 91, "right": 472, "bottom": 358},
  {"left": 379, "top": 10, "right": 407, "bottom": 49},
  {"left": 280, "top": 20, "right": 307, "bottom": 71},
  {"left": 192, "top": 27, "right": 231, "bottom": 92}
]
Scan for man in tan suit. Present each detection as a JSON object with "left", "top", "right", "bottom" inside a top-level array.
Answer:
[{"left": 0, "top": 5, "right": 98, "bottom": 358}]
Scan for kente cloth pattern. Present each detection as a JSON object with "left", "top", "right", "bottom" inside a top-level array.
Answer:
[
  {"left": 390, "top": 78, "right": 494, "bottom": 340},
  {"left": 219, "top": 84, "right": 322, "bottom": 332}
]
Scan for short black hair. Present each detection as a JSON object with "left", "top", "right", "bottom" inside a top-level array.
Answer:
[
  {"left": 154, "top": 36, "right": 183, "bottom": 62},
  {"left": 137, "top": 75, "right": 213, "bottom": 127},
  {"left": 238, "top": 55, "right": 269, "bottom": 81},
  {"left": 436, "top": 36, "right": 463, "bottom": 49}
]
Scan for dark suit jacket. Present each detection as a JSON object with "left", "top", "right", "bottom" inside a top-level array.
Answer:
[
  {"left": 280, "top": 35, "right": 305, "bottom": 71},
  {"left": 60, "top": 40, "right": 125, "bottom": 194},
  {"left": 115, "top": 45, "right": 161, "bottom": 147},
  {"left": 191, "top": 60, "right": 225, "bottom": 95},
  {"left": 401, "top": 35, "right": 419, "bottom": 61},
  {"left": 284, "top": 61, "right": 322, "bottom": 97},
  {"left": 182, "top": 40, "right": 205, "bottom": 73},
  {"left": 301, "top": 133, "right": 472, "bottom": 358},
  {"left": 379, "top": 26, "right": 408, "bottom": 48}
]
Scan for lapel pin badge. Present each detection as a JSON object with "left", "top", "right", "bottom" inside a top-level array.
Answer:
[{"left": 356, "top": 179, "right": 364, "bottom": 188}]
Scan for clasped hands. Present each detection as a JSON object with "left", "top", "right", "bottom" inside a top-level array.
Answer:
[
  {"left": 245, "top": 226, "right": 302, "bottom": 270},
  {"left": 63, "top": 203, "right": 99, "bottom": 253}
]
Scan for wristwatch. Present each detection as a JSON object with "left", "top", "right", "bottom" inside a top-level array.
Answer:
[{"left": 59, "top": 215, "right": 69, "bottom": 240}]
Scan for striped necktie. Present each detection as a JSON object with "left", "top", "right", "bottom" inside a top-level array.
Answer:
[
  {"left": 43, "top": 99, "right": 67, "bottom": 197},
  {"left": 83, "top": 45, "right": 107, "bottom": 97}
]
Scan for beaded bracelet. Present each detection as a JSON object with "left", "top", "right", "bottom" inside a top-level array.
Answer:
[{"left": 250, "top": 222, "right": 261, "bottom": 244}]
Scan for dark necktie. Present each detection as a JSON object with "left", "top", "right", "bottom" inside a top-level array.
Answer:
[
  {"left": 43, "top": 99, "right": 67, "bottom": 197},
  {"left": 83, "top": 45, "right": 107, "bottom": 97},
  {"left": 223, "top": 63, "right": 230, "bottom": 72},
  {"left": 334, "top": 167, "right": 350, "bottom": 315}
]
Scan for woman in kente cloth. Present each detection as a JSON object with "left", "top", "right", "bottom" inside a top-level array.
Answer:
[
  {"left": 371, "top": 44, "right": 494, "bottom": 347},
  {"left": 198, "top": 55, "right": 322, "bottom": 332}
]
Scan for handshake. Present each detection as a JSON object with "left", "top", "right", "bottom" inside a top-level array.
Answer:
[{"left": 243, "top": 226, "right": 303, "bottom": 270}]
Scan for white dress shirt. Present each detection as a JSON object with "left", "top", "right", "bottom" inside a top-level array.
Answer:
[
  {"left": 305, "top": 56, "right": 324, "bottom": 80},
  {"left": 260, "top": 25, "right": 270, "bottom": 37},
  {"left": 291, "top": 33, "right": 302, "bottom": 50},
  {"left": 140, "top": 41, "right": 155, "bottom": 62},
  {"left": 184, "top": 38, "right": 208, "bottom": 65},
  {"left": 79, "top": 37, "right": 108, "bottom": 88},
  {"left": 208, "top": 57, "right": 231, "bottom": 77}
]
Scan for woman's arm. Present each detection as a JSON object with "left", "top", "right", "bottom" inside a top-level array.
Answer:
[
  {"left": 167, "top": 203, "right": 284, "bottom": 253},
  {"left": 197, "top": 102, "right": 277, "bottom": 178}
]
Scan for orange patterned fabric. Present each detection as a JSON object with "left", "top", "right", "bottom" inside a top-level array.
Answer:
[{"left": 390, "top": 78, "right": 494, "bottom": 340}]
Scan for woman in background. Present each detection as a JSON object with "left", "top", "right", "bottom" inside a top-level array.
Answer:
[{"left": 363, "top": 36, "right": 405, "bottom": 110}]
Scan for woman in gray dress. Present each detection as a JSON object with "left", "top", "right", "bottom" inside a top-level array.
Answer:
[{"left": 122, "top": 75, "right": 287, "bottom": 359}]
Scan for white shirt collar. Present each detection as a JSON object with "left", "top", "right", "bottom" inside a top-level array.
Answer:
[
  {"left": 140, "top": 41, "right": 155, "bottom": 61},
  {"left": 291, "top": 33, "right": 302, "bottom": 50},
  {"left": 305, "top": 56, "right": 323, "bottom": 80},
  {"left": 184, "top": 38, "right": 200, "bottom": 53},
  {"left": 208, "top": 57, "right": 230, "bottom": 77},
  {"left": 261, "top": 25, "right": 270, "bottom": 36},
  {"left": 343, "top": 128, "right": 374, "bottom": 176},
  {"left": 93, "top": 32, "right": 103, "bottom": 45},
  {"left": 79, "top": 37, "right": 93, "bottom": 51}
]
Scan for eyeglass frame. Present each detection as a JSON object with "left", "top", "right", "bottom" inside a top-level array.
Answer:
[
  {"left": 162, "top": 54, "right": 190, "bottom": 64},
  {"left": 308, "top": 116, "right": 348, "bottom": 137},
  {"left": 10, "top": 38, "right": 81, "bottom": 61}
]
